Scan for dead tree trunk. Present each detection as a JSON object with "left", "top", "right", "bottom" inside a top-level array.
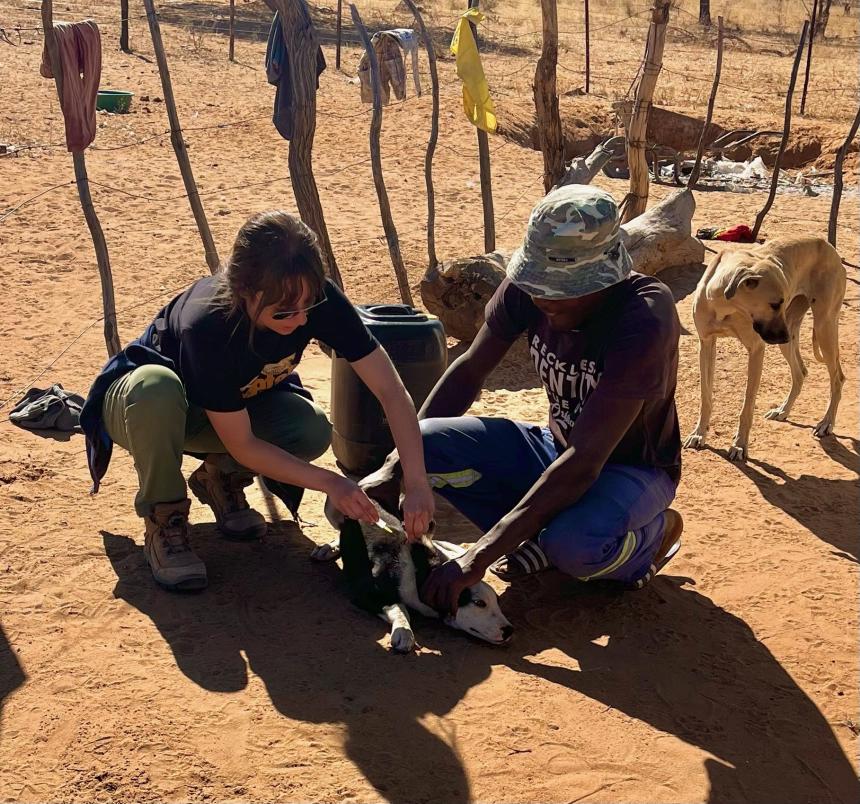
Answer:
[
  {"left": 699, "top": 0, "right": 711, "bottom": 27},
  {"left": 828, "top": 103, "right": 860, "bottom": 248},
  {"left": 554, "top": 135, "right": 625, "bottom": 188},
  {"left": 41, "top": 0, "right": 121, "bottom": 356},
  {"left": 266, "top": 0, "right": 343, "bottom": 288},
  {"left": 751, "top": 21, "right": 808, "bottom": 241},
  {"left": 402, "top": 0, "right": 440, "bottom": 274},
  {"left": 351, "top": 5, "right": 414, "bottom": 306},
  {"left": 688, "top": 16, "right": 723, "bottom": 189},
  {"left": 815, "top": 0, "right": 833, "bottom": 38},
  {"left": 535, "top": 0, "right": 565, "bottom": 193},
  {"left": 623, "top": 0, "right": 670, "bottom": 223},
  {"left": 143, "top": 0, "right": 221, "bottom": 273}
]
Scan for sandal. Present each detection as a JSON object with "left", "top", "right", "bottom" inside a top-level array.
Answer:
[
  {"left": 624, "top": 509, "right": 683, "bottom": 591},
  {"left": 489, "top": 540, "right": 553, "bottom": 581}
]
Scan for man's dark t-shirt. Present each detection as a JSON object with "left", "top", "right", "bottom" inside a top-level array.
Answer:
[
  {"left": 485, "top": 273, "right": 681, "bottom": 482},
  {"left": 145, "top": 276, "right": 378, "bottom": 411}
]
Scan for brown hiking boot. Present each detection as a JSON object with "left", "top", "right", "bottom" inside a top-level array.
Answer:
[
  {"left": 143, "top": 499, "right": 207, "bottom": 591},
  {"left": 188, "top": 461, "right": 267, "bottom": 541}
]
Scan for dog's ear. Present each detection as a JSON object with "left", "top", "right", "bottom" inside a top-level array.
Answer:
[
  {"left": 724, "top": 268, "right": 758, "bottom": 299},
  {"left": 323, "top": 495, "right": 347, "bottom": 530},
  {"left": 457, "top": 588, "right": 472, "bottom": 608}
]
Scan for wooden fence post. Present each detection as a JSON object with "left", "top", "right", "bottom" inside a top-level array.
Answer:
[
  {"left": 402, "top": 0, "right": 440, "bottom": 273},
  {"left": 584, "top": 0, "right": 590, "bottom": 94},
  {"left": 828, "top": 103, "right": 860, "bottom": 248},
  {"left": 751, "top": 21, "right": 808, "bottom": 241},
  {"left": 143, "top": 0, "right": 221, "bottom": 273},
  {"left": 335, "top": 0, "right": 342, "bottom": 69},
  {"left": 229, "top": 0, "right": 235, "bottom": 61},
  {"left": 41, "top": 0, "right": 121, "bottom": 356},
  {"left": 351, "top": 5, "right": 414, "bottom": 306},
  {"left": 623, "top": 0, "right": 670, "bottom": 223},
  {"left": 800, "top": 0, "right": 817, "bottom": 115},
  {"left": 120, "top": 0, "right": 130, "bottom": 52},
  {"left": 468, "top": 0, "right": 495, "bottom": 253},
  {"left": 536, "top": 0, "right": 565, "bottom": 193},
  {"left": 267, "top": 0, "right": 343, "bottom": 288},
  {"left": 688, "top": 15, "right": 723, "bottom": 189}
]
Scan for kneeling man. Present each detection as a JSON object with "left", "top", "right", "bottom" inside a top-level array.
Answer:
[{"left": 398, "top": 186, "right": 684, "bottom": 614}]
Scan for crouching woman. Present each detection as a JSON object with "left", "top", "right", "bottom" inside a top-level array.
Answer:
[{"left": 80, "top": 211, "right": 434, "bottom": 591}]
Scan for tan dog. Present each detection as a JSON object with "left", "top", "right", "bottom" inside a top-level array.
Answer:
[{"left": 685, "top": 235, "right": 846, "bottom": 460}]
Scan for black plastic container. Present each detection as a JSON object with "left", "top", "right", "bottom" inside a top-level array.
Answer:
[{"left": 331, "top": 304, "right": 447, "bottom": 476}]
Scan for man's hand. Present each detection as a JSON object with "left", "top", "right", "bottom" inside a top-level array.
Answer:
[
  {"left": 325, "top": 474, "right": 378, "bottom": 524},
  {"left": 401, "top": 480, "right": 435, "bottom": 542},
  {"left": 420, "top": 552, "right": 485, "bottom": 615}
]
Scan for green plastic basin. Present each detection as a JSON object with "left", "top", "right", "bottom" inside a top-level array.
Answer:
[{"left": 96, "top": 90, "right": 133, "bottom": 113}]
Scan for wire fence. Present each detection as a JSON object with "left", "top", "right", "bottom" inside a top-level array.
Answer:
[{"left": 1, "top": 0, "right": 858, "bottom": 407}]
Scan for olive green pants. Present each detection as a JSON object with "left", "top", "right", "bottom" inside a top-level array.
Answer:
[{"left": 103, "top": 364, "right": 332, "bottom": 516}]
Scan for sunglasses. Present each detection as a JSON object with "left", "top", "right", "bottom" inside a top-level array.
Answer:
[{"left": 270, "top": 294, "right": 327, "bottom": 321}]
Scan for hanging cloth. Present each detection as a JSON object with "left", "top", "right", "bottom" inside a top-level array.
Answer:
[
  {"left": 450, "top": 8, "right": 496, "bottom": 134},
  {"left": 40, "top": 20, "right": 102, "bottom": 152}
]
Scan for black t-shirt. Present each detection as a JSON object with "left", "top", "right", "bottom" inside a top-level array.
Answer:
[
  {"left": 486, "top": 273, "right": 681, "bottom": 481},
  {"left": 143, "top": 276, "right": 378, "bottom": 412}
]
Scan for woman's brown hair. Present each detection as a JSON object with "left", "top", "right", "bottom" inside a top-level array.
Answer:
[{"left": 213, "top": 210, "right": 326, "bottom": 342}]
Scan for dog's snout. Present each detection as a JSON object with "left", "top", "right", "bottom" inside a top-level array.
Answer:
[
  {"left": 753, "top": 320, "right": 790, "bottom": 344},
  {"left": 501, "top": 624, "right": 514, "bottom": 642}
]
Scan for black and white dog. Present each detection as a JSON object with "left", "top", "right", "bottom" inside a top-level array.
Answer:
[{"left": 324, "top": 501, "right": 513, "bottom": 653}]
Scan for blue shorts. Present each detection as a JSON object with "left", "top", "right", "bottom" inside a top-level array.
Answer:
[{"left": 420, "top": 416, "right": 678, "bottom": 585}]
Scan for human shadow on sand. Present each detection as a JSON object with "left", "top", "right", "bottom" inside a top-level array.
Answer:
[
  {"left": 0, "top": 622, "right": 26, "bottom": 743},
  {"left": 726, "top": 434, "right": 860, "bottom": 563},
  {"left": 103, "top": 522, "right": 497, "bottom": 804},
  {"left": 498, "top": 573, "right": 859, "bottom": 804}
]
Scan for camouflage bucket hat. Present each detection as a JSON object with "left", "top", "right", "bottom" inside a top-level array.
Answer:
[{"left": 506, "top": 185, "right": 633, "bottom": 299}]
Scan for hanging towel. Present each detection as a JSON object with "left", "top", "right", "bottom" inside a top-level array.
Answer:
[
  {"left": 265, "top": 8, "right": 326, "bottom": 141},
  {"left": 40, "top": 20, "right": 101, "bottom": 152},
  {"left": 450, "top": 8, "right": 496, "bottom": 134}
]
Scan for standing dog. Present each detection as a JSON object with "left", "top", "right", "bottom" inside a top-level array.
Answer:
[
  {"left": 685, "top": 235, "right": 845, "bottom": 460},
  {"left": 325, "top": 501, "right": 513, "bottom": 653}
]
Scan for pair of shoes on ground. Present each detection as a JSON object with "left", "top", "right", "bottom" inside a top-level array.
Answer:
[
  {"left": 488, "top": 509, "right": 684, "bottom": 591},
  {"left": 144, "top": 461, "right": 267, "bottom": 591}
]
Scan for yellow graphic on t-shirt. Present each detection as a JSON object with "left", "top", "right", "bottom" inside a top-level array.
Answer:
[{"left": 240, "top": 354, "right": 297, "bottom": 399}]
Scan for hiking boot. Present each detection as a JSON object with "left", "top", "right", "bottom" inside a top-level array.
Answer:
[
  {"left": 143, "top": 499, "right": 208, "bottom": 591},
  {"left": 627, "top": 508, "right": 684, "bottom": 591},
  {"left": 188, "top": 461, "right": 267, "bottom": 541}
]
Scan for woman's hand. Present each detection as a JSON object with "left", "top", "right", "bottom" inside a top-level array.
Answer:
[
  {"left": 325, "top": 474, "right": 378, "bottom": 524},
  {"left": 400, "top": 479, "right": 435, "bottom": 542},
  {"left": 420, "top": 552, "right": 485, "bottom": 615}
]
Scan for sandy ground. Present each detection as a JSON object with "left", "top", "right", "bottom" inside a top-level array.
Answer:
[{"left": 1, "top": 2, "right": 859, "bottom": 802}]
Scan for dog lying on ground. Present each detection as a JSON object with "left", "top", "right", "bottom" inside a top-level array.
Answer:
[
  {"left": 685, "top": 235, "right": 846, "bottom": 460},
  {"left": 323, "top": 501, "right": 513, "bottom": 653}
]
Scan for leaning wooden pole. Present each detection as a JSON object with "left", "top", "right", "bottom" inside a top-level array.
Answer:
[
  {"left": 584, "top": 0, "right": 591, "bottom": 94},
  {"left": 688, "top": 15, "right": 723, "bottom": 189},
  {"left": 468, "top": 0, "right": 495, "bottom": 253},
  {"left": 800, "top": 0, "right": 818, "bottom": 115},
  {"left": 41, "top": 0, "right": 121, "bottom": 356},
  {"left": 623, "top": 0, "right": 670, "bottom": 223},
  {"left": 351, "top": 5, "right": 414, "bottom": 306},
  {"left": 267, "top": 0, "right": 343, "bottom": 288},
  {"left": 536, "top": 0, "right": 565, "bottom": 192},
  {"left": 751, "top": 21, "right": 808, "bottom": 241},
  {"left": 120, "top": 0, "right": 130, "bottom": 52},
  {"left": 143, "top": 0, "right": 221, "bottom": 273},
  {"left": 403, "top": 0, "right": 439, "bottom": 273},
  {"left": 828, "top": 103, "right": 860, "bottom": 248}
]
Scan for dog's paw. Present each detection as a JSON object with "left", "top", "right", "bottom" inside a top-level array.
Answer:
[
  {"left": 727, "top": 444, "right": 747, "bottom": 461},
  {"left": 310, "top": 541, "right": 341, "bottom": 562},
  {"left": 683, "top": 433, "right": 706, "bottom": 450},
  {"left": 389, "top": 626, "right": 416, "bottom": 653},
  {"left": 812, "top": 418, "right": 834, "bottom": 438}
]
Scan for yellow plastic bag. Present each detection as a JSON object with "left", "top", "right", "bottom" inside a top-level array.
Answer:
[{"left": 450, "top": 8, "right": 497, "bottom": 134}]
